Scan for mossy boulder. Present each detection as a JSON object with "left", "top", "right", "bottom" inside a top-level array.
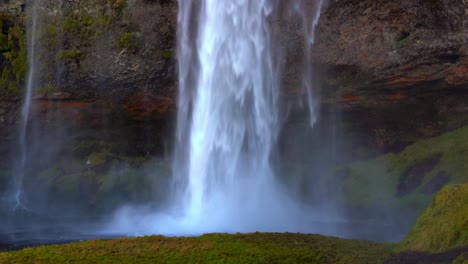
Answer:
[{"left": 399, "top": 184, "right": 468, "bottom": 253}]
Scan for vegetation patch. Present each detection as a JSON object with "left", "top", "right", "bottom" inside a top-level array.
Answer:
[
  {"left": 117, "top": 32, "right": 137, "bottom": 52},
  {"left": 0, "top": 14, "right": 26, "bottom": 97},
  {"left": 0, "top": 233, "right": 392, "bottom": 264},
  {"left": 37, "top": 83, "right": 59, "bottom": 96},
  {"left": 33, "top": 152, "right": 171, "bottom": 215},
  {"left": 158, "top": 49, "right": 174, "bottom": 59},
  {"left": 57, "top": 49, "right": 85, "bottom": 64},
  {"left": 400, "top": 184, "right": 468, "bottom": 253},
  {"left": 340, "top": 125, "right": 468, "bottom": 209}
]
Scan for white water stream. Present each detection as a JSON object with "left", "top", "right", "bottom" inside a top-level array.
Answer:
[
  {"left": 9, "top": 0, "right": 40, "bottom": 211},
  {"left": 110, "top": 0, "right": 325, "bottom": 235}
]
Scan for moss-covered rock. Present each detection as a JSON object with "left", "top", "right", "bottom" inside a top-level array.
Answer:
[
  {"left": 399, "top": 184, "right": 468, "bottom": 253},
  {"left": 31, "top": 153, "right": 171, "bottom": 216},
  {"left": 117, "top": 32, "right": 137, "bottom": 52},
  {"left": 0, "top": 13, "right": 26, "bottom": 97},
  {"left": 339, "top": 125, "right": 468, "bottom": 210}
]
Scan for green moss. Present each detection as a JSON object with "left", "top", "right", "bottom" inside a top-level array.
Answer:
[
  {"left": 452, "top": 252, "right": 468, "bottom": 264},
  {"left": 38, "top": 84, "right": 59, "bottom": 96},
  {"left": 0, "top": 233, "right": 392, "bottom": 263},
  {"left": 400, "top": 184, "right": 468, "bottom": 253},
  {"left": 57, "top": 49, "right": 85, "bottom": 63},
  {"left": 117, "top": 32, "right": 137, "bottom": 51},
  {"left": 158, "top": 49, "right": 175, "bottom": 59},
  {"left": 0, "top": 19, "right": 27, "bottom": 97},
  {"left": 57, "top": 49, "right": 79, "bottom": 59},
  {"left": 43, "top": 23, "right": 60, "bottom": 49},
  {"left": 63, "top": 17, "right": 79, "bottom": 32},
  {"left": 341, "top": 125, "right": 468, "bottom": 208},
  {"left": 0, "top": 67, "right": 21, "bottom": 96}
]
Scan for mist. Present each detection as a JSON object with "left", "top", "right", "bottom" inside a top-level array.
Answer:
[{"left": 1, "top": 0, "right": 422, "bottom": 249}]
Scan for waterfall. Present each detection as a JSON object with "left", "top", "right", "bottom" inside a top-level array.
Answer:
[
  {"left": 110, "top": 0, "right": 326, "bottom": 235},
  {"left": 10, "top": 0, "right": 40, "bottom": 211},
  {"left": 173, "top": 0, "right": 285, "bottom": 232},
  {"left": 296, "top": 0, "right": 324, "bottom": 127},
  {"left": 171, "top": 0, "right": 325, "bottom": 233}
]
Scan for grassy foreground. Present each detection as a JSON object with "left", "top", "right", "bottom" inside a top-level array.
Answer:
[
  {"left": 0, "top": 233, "right": 392, "bottom": 264},
  {"left": 1, "top": 186, "right": 468, "bottom": 263}
]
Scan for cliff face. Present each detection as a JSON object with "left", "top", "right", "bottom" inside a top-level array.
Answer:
[
  {"left": 0, "top": 0, "right": 467, "bottom": 154},
  {"left": 315, "top": 0, "right": 467, "bottom": 89},
  {"left": 0, "top": 0, "right": 178, "bottom": 158},
  {"left": 311, "top": 0, "right": 468, "bottom": 152},
  {"left": 0, "top": 0, "right": 177, "bottom": 117}
]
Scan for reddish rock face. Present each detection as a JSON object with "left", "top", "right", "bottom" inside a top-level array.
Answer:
[
  {"left": 31, "top": 92, "right": 175, "bottom": 127},
  {"left": 446, "top": 58, "right": 468, "bottom": 87},
  {"left": 125, "top": 91, "right": 175, "bottom": 121}
]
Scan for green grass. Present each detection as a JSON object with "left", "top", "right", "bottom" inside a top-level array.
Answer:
[
  {"left": 400, "top": 184, "right": 468, "bottom": 253},
  {"left": 0, "top": 233, "right": 392, "bottom": 264}
]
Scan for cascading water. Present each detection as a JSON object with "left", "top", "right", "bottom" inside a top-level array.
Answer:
[
  {"left": 110, "top": 0, "right": 326, "bottom": 235},
  {"left": 9, "top": 0, "right": 41, "bottom": 211},
  {"left": 175, "top": 0, "right": 287, "bottom": 231},
  {"left": 295, "top": 0, "right": 324, "bottom": 127}
]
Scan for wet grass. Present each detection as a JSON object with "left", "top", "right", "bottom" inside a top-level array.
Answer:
[
  {"left": 400, "top": 184, "right": 468, "bottom": 253},
  {"left": 0, "top": 233, "right": 392, "bottom": 264}
]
